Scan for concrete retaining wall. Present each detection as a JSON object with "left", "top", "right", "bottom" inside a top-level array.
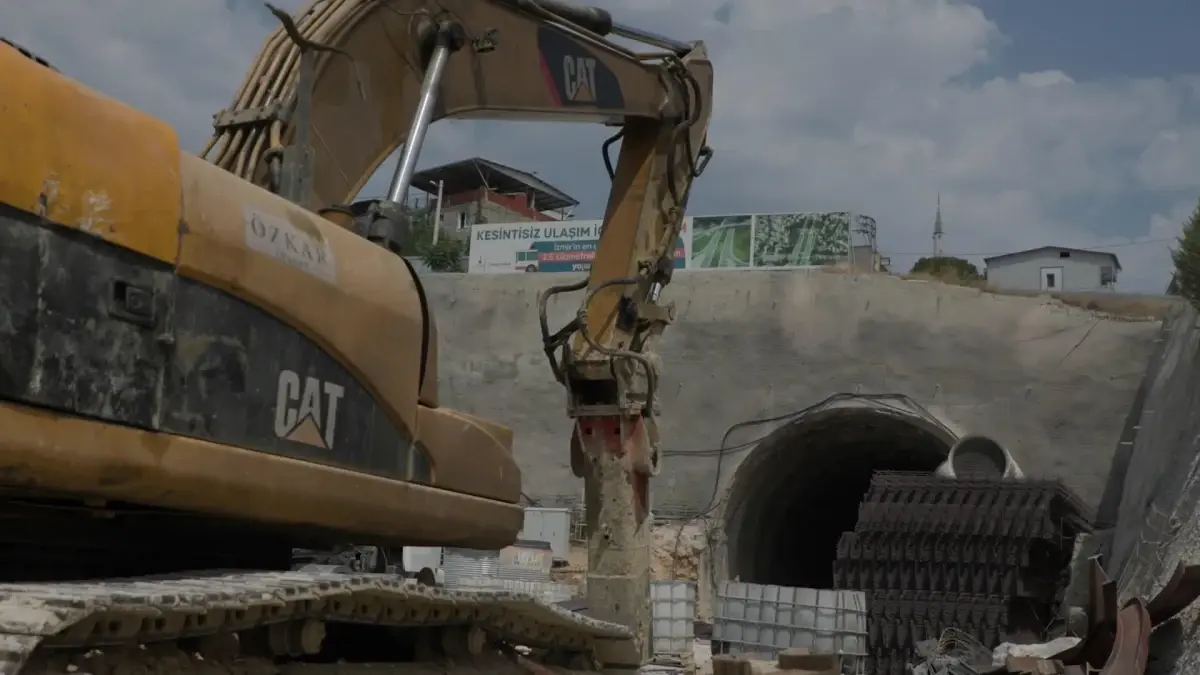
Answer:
[{"left": 423, "top": 270, "right": 1162, "bottom": 512}]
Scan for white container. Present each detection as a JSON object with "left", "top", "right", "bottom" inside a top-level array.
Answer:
[
  {"left": 498, "top": 540, "right": 553, "bottom": 581},
  {"left": 442, "top": 547, "right": 502, "bottom": 586},
  {"left": 402, "top": 546, "right": 442, "bottom": 574},
  {"left": 651, "top": 580, "right": 697, "bottom": 655},
  {"left": 445, "top": 577, "right": 576, "bottom": 604},
  {"left": 443, "top": 541, "right": 554, "bottom": 587},
  {"left": 714, "top": 582, "right": 867, "bottom": 658},
  {"left": 519, "top": 507, "right": 571, "bottom": 561}
]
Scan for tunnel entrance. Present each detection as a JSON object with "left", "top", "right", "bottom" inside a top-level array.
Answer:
[{"left": 724, "top": 397, "right": 955, "bottom": 589}]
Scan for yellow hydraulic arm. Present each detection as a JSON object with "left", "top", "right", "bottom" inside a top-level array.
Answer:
[
  {"left": 204, "top": 0, "right": 713, "bottom": 661},
  {"left": 536, "top": 28, "right": 713, "bottom": 666}
]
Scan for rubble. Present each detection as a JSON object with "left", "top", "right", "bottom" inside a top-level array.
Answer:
[
  {"left": 550, "top": 522, "right": 709, "bottom": 594},
  {"left": 652, "top": 522, "right": 707, "bottom": 581},
  {"left": 910, "top": 629, "right": 998, "bottom": 675},
  {"left": 708, "top": 648, "right": 841, "bottom": 675},
  {"left": 992, "top": 638, "right": 1081, "bottom": 664},
  {"left": 904, "top": 557, "right": 1200, "bottom": 674}
]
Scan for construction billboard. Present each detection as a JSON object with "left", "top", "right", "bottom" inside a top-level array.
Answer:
[
  {"left": 467, "top": 211, "right": 873, "bottom": 273},
  {"left": 468, "top": 219, "right": 689, "bottom": 274}
]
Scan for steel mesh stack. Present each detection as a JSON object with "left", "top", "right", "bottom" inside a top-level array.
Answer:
[{"left": 832, "top": 471, "right": 1092, "bottom": 675}]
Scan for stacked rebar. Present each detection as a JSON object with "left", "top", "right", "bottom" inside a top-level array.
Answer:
[{"left": 832, "top": 471, "right": 1092, "bottom": 675}]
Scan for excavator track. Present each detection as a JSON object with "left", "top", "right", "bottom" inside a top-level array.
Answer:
[
  {"left": 21, "top": 653, "right": 591, "bottom": 675},
  {"left": 0, "top": 571, "right": 633, "bottom": 675}
]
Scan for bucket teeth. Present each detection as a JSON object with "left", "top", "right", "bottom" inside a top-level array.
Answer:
[{"left": 833, "top": 471, "right": 1091, "bottom": 673}]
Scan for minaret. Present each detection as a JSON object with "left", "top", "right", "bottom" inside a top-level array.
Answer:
[{"left": 932, "top": 193, "right": 944, "bottom": 258}]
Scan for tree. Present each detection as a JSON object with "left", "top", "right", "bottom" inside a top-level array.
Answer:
[
  {"left": 910, "top": 256, "right": 981, "bottom": 281},
  {"left": 1170, "top": 199, "right": 1200, "bottom": 308},
  {"left": 420, "top": 237, "right": 468, "bottom": 272},
  {"left": 398, "top": 210, "right": 434, "bottom": 254},
  {"left": 407, "top": 210, "right": 467, "bottom": 272}
]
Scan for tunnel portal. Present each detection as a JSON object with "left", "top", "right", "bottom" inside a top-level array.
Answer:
[{"left": 723, "top": 397, "right": 956, "bottom": 589}]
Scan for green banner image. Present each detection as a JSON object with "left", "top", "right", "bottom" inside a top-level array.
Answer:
[
  {"left": 691, "top": 215, "right": 752, "bottom": 269},
  {"left": 752, "top": 212, "right": 853, "bottom": 267}
]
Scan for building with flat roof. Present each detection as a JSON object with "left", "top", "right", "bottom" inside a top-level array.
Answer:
[{"left": 410, "top": 157, "right": 579, "bottom": 238}]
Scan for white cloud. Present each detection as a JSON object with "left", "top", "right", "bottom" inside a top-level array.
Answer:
[
  {"left": 4, "top": 0, "right": 1198, "bottom": 292},
  {"left": 1127, "top": 198, "right": 1196, "bottom": 289},
  {"left": 1137, "top": 130, "right": 1200, "bottom": 191},
  {"left": 1, "top": 0, "right": 285, "bottom": 150},
  {"left": 1017, "top": 70, "right": 1074, "bottom": 88}
]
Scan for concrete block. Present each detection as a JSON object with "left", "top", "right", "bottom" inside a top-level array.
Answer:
[
  {"left": 777, "top": 648, "right": 840, "bottom": 673},
  {"left": 712, "top": 655, "right": 752, "bottom": 675}
]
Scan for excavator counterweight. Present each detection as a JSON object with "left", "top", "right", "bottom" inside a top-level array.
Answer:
[{"left": 0, "top": 0, "right": 712, "bottom": 672}]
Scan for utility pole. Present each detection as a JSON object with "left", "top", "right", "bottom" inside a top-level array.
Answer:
[
  {"left": 431, "top": 180, "right": 444, "bottom": 246},
  {"left": 932, "top": 193, "right": 944, "bottom": 258}
]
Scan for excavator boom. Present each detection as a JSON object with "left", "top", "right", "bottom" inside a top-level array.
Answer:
[
  {"left": 205, "top": 3, "right": 712, "bottom": 656},
  {"left": 204, "top": 0, "right": 711, "bottom": 209}
]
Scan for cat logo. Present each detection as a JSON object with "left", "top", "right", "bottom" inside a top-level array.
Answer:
[
  {"left": 274, "top": 370, "right": 345, "bottom": 450},
  {"left": 563, "top": 55, "right": 597, "bottom": 103}
]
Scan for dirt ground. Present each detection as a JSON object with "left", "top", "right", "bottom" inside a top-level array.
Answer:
[{"left": 897, "top": 270, "right": 1177, "bottom": 319}]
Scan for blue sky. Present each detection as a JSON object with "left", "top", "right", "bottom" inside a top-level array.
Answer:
[
  {"left": 970, "top": 0, "right": 1195, "bottom": 81},
  {"left": 962, "top": 0, "right": 1199, "bottom": 289},
  {"left": 2, "top": 0, "right": 1198, "bottom": 292}
]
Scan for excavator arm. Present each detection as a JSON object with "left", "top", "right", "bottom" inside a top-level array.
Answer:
[
  {"left": 204, "top": 0, "right": 713, "bottom": 661},
  {"left": 203, "top": 0, "right": 710, "bottom": 206}
]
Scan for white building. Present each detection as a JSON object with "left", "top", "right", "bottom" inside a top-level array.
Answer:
[{"left": 983, "top": 246, "right": 1119, "bottom": 292}]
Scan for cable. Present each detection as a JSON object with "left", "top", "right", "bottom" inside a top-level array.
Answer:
[
  {"left": 662, "top": 392, "right": 952, "bottom": 581},
  {"left": 530, "top": 394, "right": 951, "bottom": 516},
  {"left": 880, "top": 238, "right": 1174, "bottom": 257},
  {"left": 658, "top": 391, "right": 955, "bottom": 545},
  {"left": 576, "top": 393, "right": 952, "bottom": 580},
  {"left": 664, "top": 392, "right": 951, "bottom": 459}
]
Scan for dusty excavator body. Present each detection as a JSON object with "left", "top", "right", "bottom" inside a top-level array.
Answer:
[
  {"left": 0, "top": 0, "right": 712, "bottom": 672},
  {"left": 0, "top": 41, "right": 522, "bottom": 566}
]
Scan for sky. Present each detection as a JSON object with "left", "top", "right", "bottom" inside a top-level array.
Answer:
[{"left": 4, "top": 0, "right": 1199, "bottom": 292}]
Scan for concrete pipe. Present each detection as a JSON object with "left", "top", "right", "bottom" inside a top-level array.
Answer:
[{"left": 934, "top": 434, "right": 1025, "bottom": 480}]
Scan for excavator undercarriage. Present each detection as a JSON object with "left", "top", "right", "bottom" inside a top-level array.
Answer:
[
  {"left": 0, "top": 0, "right": 712, "bottom": 672},
  {"left": 0, "top": 570, "right": 636, "bottom": 675}
]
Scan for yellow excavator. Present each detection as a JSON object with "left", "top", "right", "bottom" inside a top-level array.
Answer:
[
  {"left": 0, "top": 0, "right": 710, "bottom": 673},
  {"left": 0, "top": 0, "right": 705, "bottom": 667}
]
